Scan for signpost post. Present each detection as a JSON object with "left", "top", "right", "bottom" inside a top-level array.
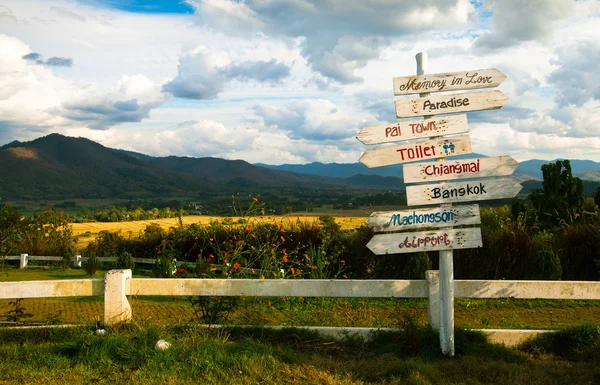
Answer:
[{"left": 355, "top": 51, "right": 518, "bottom": 357}]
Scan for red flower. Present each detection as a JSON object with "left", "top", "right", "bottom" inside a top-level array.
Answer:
[
  {"left": 233, "top": 262, "right": 241, "bottom": 270},
  {"left": 175, "top": 268, "right": 185, "bottom": 276}
]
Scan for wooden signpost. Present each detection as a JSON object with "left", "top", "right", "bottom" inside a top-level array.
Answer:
[
  {"left": 366, "top": 205, "right": 481, "bottom": 232},
  {"left": 406, "top": 178, "right": 523, "bottom": 206},
  {"left": 393, "top": 68, "right": 507, "bottom": 95},
  {"left": 403, "top": 155, "right": 519, "bottom": 183},
  {"left": 367, "top": 228, "right": 483, "bottom": 255},
  {"left": 355, "top": 51, "right": 518, "bottom": 357},
  {"left": 356, "top": 114, "right": 469, "bottom": 146},
  {"left": 395, "top": 90, "right": 508, "bottom": 118},
  {"left": 359, "top": 135, "right": 472, "bottom": 168}
]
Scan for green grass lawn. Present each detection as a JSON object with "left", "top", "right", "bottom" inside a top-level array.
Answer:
[{"left": 0, "top": 324, "right": 598, "bottom": 385}]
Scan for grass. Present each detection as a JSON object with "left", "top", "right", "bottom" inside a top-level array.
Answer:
[{"left": 0, "top": 324, "right": 598, "bottom": 384}]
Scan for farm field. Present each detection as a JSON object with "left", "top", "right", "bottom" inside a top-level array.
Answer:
[{"left": 71, "top": 214, "right": 368, "bottom": 247}]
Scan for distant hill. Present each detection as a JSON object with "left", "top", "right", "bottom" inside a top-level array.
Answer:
[
  {"left": 0, "top": 134, "right": 400, "bottom": 201},
  {"left": 1, "top": 134, "right": 598, "bottom": 201},
  {"left": 147, "top": 156, "right": 347, "bottom": 189},
  {"left": 0, "top": 134, "right": 210, "bottom": 200},
  {"left": 257, "top": 157, "right": 600, "bottom": 182}
]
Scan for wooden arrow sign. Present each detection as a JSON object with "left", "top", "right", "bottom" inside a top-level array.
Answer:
[
  {"left": 393, "top": 68, "right": 507, "bottom": 95},
  {"left": 367, "top": 204, "right": 481, "bottom": 232},
  {"left": 359, "top": 135, "right": 472, "bottom": 168},
  {"left": 406, "top": 178, "right": 522, "bottom": 206},
  {"left": 356, "top": 115, "right": 469, "bottom": 146},
  {"left": 395, "top": 90, "right": 508, "bottom": 119},
  {"left": 403, "top": 156, "right": 519, "bottom": 184},
  {"left": 367, "top": 228, "right": 483, "bottom": 255}
]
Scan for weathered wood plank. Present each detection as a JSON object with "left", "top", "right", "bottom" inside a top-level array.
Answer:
[
  {"left": 0, "top": 279, "right": 104, "bottom": 299},
  {"left": 367, "top": 228, "right": 482, "bottom": 255},
  {"left": 403, "top": 156, "right": 519, "bottom": 183},
  {"left": 367, "top": 204, "right": 481, "bottom": 232},
  {"left": 359, "top": 135, "right": 472, "bottom": 168},
  {"left": 393, "top": 68, "right": 507, "bottom": 95},
  {"left": 395, "top": 90, "right": 508, "bottom": 118},
  {"left": 406, "top": 178, "right": 522, "bottom": 206},
  {"left": 130, "top": 279, "right": 429, "bottom": 298},
  {"left": 356, "top": 115, "right": 468, "bottom": 146}
]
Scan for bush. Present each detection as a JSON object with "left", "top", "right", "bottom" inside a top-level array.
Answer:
[
  {"left": 61, "top": 244, "right": 75, "bottom": 270},
  {"left": 83, "top": 252, "right": 102, "bottom": 275},
  {"left": 521, "top": 324, "right": 600, "bottom": 361},
  {"left": 117, "top": 251, "right": 135, "bottom": 270},
  {"left": 530, "top": 249, "right": 562, "bottom": 280},
  {"left": 402, "top": 252, "right": 432, "bottom": 279}
]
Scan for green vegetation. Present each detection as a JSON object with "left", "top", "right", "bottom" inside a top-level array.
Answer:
[{"left": 0, "top": 324, "right": 599, "bottom": 384}]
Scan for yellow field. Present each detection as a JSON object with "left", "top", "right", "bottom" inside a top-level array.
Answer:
[{"left": 72, "top": 215, "right": 367, "bottom": 237}]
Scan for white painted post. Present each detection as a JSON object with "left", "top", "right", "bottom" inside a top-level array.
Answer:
[
  {"left": 104, "top": 269, "right": 132, "bottom": 326},
  {"left": 426, "top": 270, "right": 440, "bottom": 330},
  {"left": 19, "top": 254, "right": 28, "bottom": 269},
  {"left": 416, "top": 52, "right": 455, "bottom": 356},
  {"left": 74, "top": 255, "right": 82, "bottom": 268}
]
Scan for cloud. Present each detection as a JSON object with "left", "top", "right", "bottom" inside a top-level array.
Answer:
[
  {"left": 0, "top": 5, "right": 17, "bottom": 23},
  {"left": 22, "top": 52, "right": 73, "bottom": 67},
  {"left": 50, "top": 6, "right": 86, "bottom": 22},
  {"left": 474, "top": 0, "right": 574, "bottom": 50},
  {"left": 189, "top": 0, "right": 476, "bottom": 83},
  {"left": 225, "top": 59, "right": 290, "bottom": 83},
  {"left": 0, "top": 35, "right": 167, "bottom": 134},
  {"left": 252, "top": 99, "right": 358, "bottom": 141},
  {"left": 471, "top": 122, "right": 600, "bottom": 161},
  {"left": 548, "top": 41, "right": 600, "bottom": 106},
  {"left": 61, "top": 74, "right": 168, "bottom": 130},
  {"left": 45, "top": 56, "right": 73, "bottom": 66},
  {"left": 163, "top": 47, "right": 290, "bottom": 99}
]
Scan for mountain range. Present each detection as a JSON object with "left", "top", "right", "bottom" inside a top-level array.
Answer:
[{"left": 1, "top": 134, "right": 599, "bottom": 201}]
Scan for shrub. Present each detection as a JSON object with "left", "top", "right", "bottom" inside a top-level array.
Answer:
[
  {"left": 530, "top": 249, "right": 562, "bottom": 280},
  {"left": 521, "top": 324, "right": 600, "bottom": 361},
  {"left": 117, "top": 251, "right": 135, "bottom": 270},
  {"left": 83, "top": 252, "right": 102, "bottom": 275},
  {"left": 402, "top": 252, "right": 432, "bottom": 279},
  {"left": 61, "top": 244, "right": 75, "bottom": 270}
]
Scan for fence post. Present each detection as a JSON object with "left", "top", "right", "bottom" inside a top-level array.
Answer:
[
  {"left": 104, "top": 269, "right": 132, "bottom": 326},
  {"left": 426, "top": 270, "right": 440, "bottom": 330},
  {"left": 19, "top": 254, "right": 28, "bottom": 269},
  {"left": 73, "top": 255, "right": 82, "bottom": 268}
]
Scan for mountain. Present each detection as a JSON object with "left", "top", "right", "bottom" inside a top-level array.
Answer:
[
  {"left": 0, "top": 134, "right": 211, "bottom": 200},
  {"left": 147, "top": 156, "right": 347, "bottom": 189},
  {"left": 0, "top": 134, "right": 399, "bottom": 201},
  {"left": 257, "top": 157, "right": 600, "bottom": 181}
]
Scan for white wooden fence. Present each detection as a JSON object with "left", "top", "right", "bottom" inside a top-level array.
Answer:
[
  {"left": 1, "top": 269, "right": 599, "bottom": 345},
  {"left": 4, "top": 254, "right": 185, "bottom": 269}
]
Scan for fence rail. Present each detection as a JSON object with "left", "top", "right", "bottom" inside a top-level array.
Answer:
[{"left": 1, "top": 270, "right": 599, "bottom": 339}]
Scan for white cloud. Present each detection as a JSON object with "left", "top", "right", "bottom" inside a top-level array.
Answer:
[
  {"left": 252, "top": 99, "right": 359, "bottom": 141},
  {"left": 0, "top": 34, "right": 168, "bottom": 136},
  {"left": 474, "top": 0, "right": 575, "bottom": 50},
  {"left": 189, "top": 0, "right": 476, "bottom": 83}
]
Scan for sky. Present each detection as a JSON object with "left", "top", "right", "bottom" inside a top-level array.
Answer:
[{"left": 0, "top": 0, "right": 599, "bottom": 165}]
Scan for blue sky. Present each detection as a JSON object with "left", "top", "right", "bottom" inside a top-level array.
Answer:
[
  {"left": 0, "top": 0, "right": 599, "bottom": 164},
  {"left": 83, "top": 0, "right": 194, "bottom": 14}
]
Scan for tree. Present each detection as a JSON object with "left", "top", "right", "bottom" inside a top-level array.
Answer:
[
  {"left": 528, "top": 160, "right": 584, "bottom": 225},
  {"left": 594, "top": 186, "right": 600, "bottom": 208}
]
